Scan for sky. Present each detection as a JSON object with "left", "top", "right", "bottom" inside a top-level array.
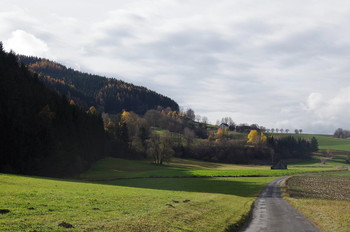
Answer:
[{"left": 2, "top": 0, "right": 350, "bottom": 134}]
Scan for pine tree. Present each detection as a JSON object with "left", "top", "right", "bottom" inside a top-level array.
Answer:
[{"left": 310, "top": 137, "right": 319, "bottom": 152}]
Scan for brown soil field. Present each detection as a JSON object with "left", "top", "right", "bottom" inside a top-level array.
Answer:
[{"left": 286, "top": 174, "right": 350, "bottom": 201}]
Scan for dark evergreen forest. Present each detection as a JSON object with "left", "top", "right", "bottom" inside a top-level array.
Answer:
[
  {"left": 0, "top": 45, "right": 107, "bottom": 177},
  {"left": 18, "top": 56, "right": 179, "bottom": 114}
]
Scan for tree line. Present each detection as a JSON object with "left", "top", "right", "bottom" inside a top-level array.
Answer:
[
  {"left": 174, "top": 130, "right": 317, "bottom": 165},
  {"left": 333, "top": 128, "right": 350, "bottom": 139},
  {"left": 214, "top": 117, "right": 303, "bottom": 134},
  {"left": 103, "top": 108, "right": 318, "bottom": 165},
  {"left": 102, "top": 107, "right": 208, "bottom": 162}
]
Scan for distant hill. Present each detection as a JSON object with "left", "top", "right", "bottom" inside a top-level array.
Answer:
[
  {"left": 0, "top": 45, "right": 106, "bottom": 177},
  {"left": 18, "top": 56, "right": 179, "bottom": 115}
]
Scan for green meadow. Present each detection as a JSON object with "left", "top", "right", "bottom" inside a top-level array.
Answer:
[
  {"left": 79, "top": 157, "right": 337, "bottom": 180},
  {"left": 2, "top": 133, "right": 350, "bottom": 232},
  {"left": 0, "top": 173, "right": 275, "bottom": 232},
  {"left": 274, "top": 133, "right": 350, "bottom": 151}
]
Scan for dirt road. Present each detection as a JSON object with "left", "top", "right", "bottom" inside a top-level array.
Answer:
[{"left": 241, "top": 176, "right": 322, "bottom": 232}]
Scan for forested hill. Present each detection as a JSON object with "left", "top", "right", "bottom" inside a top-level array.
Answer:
[
  {"left": 18, "top": 56, "right": 179, "bottom": 115},
  {"left": 0, "top": 46, "right": 106, "bottom": 177}
]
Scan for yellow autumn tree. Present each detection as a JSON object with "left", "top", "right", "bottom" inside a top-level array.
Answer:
[
  {"left": 260, "top": 133, "right": 267, "bottom": 144},
  {"left": 87, "top": 106, "right": 97, "bottom": 114},
  {"left": 247, "top": 130, "right": 259, "bottom": 144},
  {"left": 247, "top": 130, "right": 267, "bottom": 145},
  {"left": 121, "top": 111, "right": 139, "bottom": 127},
  {"left": 121, "top": 111, "right": 142, "bottom": 139},
  {"left": 121, "top": 111, "right": 132, "bottom": 123},
  {"left": 216, "top": 128, "right": 224, "bottom": 141}
]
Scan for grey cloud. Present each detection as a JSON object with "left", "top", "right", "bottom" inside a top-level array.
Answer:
[
  {"left": 82, "top": 28, "right": 135, "bottom": 56},
  {"left": 264, "top": 28, "right": 350, "bottom": 61},
  {"left": 85, "top": 28, "right": 235, "bottom": 69},
  {"left": 2, "top": 0, "right": 350, "bottom": 133}
]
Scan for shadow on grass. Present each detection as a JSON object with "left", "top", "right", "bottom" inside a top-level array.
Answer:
[
  {"left": 288, "top": 158, "right": 322, "bottom": 166},
  {"left": 0, "top": 173, "right": 268, "bottom": 197},
  {"left": 80, "top": 157, "right": 228, "bottom": 179},
  {"left": 99, "top": 177, "right": 268, "bottom": 197}
]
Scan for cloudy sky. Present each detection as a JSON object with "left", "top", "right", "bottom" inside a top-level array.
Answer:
[{"left": 2, "top": 0, "right": 350, "bottom": 134}]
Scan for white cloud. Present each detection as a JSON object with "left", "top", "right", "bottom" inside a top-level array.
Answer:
[
  {"left": 305, "top": 87, "right": 350, "bottom": 122},
  {"left": 4, "top": 30, "right": 49, "bottom": 56},
  {"left": 305, "top": 93, "right": 324, "bottom": 111}
]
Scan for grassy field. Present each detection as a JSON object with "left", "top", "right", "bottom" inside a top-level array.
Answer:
[
  {"left": 300, "top": 134, "right": 350, "bottom": 151},
  {"left": 268, "top": 132, "right": 350, "bottom": 168},
  {"left": 79, "top": 157, "right": 338, "bottom": 180},
  {"left": 285, "top": 171, "right": 350, "bottom": 232},
  {"left": 270, "top": 133, "right": 350, "bottom": 151},
  {"left": 0, "top": 173, "right": 275, "bottom": 232},
  {"left": 1, "top": 155, "right": 341, "bottom": 232},
  {"left": 3, "top": 131, "right": 349, "bottom": 232}
]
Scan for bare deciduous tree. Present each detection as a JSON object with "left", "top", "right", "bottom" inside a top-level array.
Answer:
[
  {"left": 186, "top": 108, "right": 195, "bottom": 121},
  {"left": 334, "top": 128, "right": 350, "bottom": 138},
  {"left": 220, "top": 117, "right": 235, "bottom": 126},
  {"left": 184, "top": 127, "right": 195, "bottom": 146},
  {"left": 146, "top": 131, "right": 174, "bottom": 165},
  {"left": 195, "top": 114, "right": 201, "bottom": 122},
  {"left": 201, "top": 116, "right": 208, "bottom": 125}
]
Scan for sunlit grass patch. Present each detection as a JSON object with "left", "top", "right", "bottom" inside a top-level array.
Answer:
[
  {"left": 0, "top": 174, "right": 275, "bottom": 232},
  {"left": 79, "top": 157, "right": 337, "bottom": 180}
]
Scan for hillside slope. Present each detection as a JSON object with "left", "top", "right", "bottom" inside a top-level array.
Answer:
[
  {"left": 0, "top": 45, "right": 106, "bottom": 177},
  {"left": 19, "top": 56, "right": 179, "bottom": 114}
]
